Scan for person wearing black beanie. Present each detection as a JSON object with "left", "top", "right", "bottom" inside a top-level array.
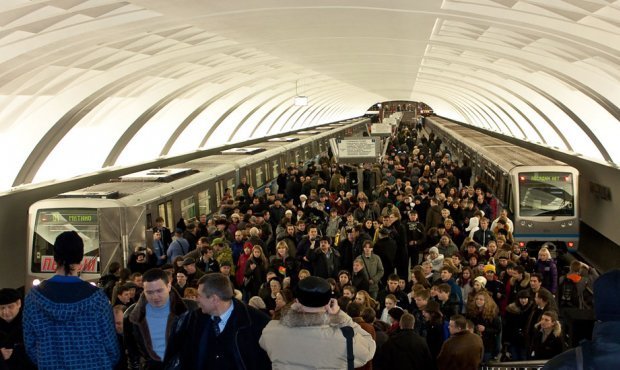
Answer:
[{"left": 23, "top": 231, "right": 120, "bottom": 369}]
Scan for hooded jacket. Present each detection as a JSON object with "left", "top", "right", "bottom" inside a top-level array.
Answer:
[{"left": 23, "top": 275, "right": 120, "bottom": 370}]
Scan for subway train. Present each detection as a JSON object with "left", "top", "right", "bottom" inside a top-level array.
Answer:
[
  {"left": 26, "top": 118, "right": 370, "bottom": 287},
  {"left": 426, "top": 116, "right": 579, "bottom": 255}
]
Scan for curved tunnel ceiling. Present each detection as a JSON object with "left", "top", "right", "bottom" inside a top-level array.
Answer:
[{"left": 0, "top": 0, "right": 618, "bottom": 192}]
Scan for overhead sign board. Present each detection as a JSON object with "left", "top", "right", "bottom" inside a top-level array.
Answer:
[
  {"left": 336, "top": 139, "right": 378, "bottom": 163},
  {"left": 371, "top": 124, "right": 392, "bottom": 136}
]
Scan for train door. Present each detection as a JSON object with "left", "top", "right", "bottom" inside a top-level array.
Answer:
[
  {"left": 198, "top": 188, "right": 212, "bottom": 217},
  {"left": 99, "top": 206, "right": 145, "bottom": 275},
  {"left": 157, "top": 200, "right": 174, "bottom": 229},
  {"left": 180, "top": 194, "right": 197, "bottom": 222},
  {"left": 215, "top": 179, "right": 225, "bottom": 208}
]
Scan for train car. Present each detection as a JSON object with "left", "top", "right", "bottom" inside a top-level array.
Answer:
[
  {"left": 426, "top": 116, "right": 579, "bottom": 254},
  {"left": 26, "top": 118, "right": 370, "bottom": 287}
]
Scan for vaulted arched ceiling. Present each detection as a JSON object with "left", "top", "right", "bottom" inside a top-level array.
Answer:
[{"left": 0, "top": 0, "right": 618, "bottom": 192}]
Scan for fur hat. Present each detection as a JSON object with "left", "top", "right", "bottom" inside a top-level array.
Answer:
[
  {"left": 0, "top": 288, "right": 20, "bottom": 305},
  {"left": 295, "top": 276, "right": 332, "bottom": 308},
  {"left": 594, "top": 269, "right": 620, "bottom": 322},
  {"left": 54, "top": 231, "right": 84, "bottom": 265},
  {"left": 474, "top": 276, "right": 487, "bottom": 288},
  {"left": 429, "top": 246, "right": 439, "bottom": 254}
]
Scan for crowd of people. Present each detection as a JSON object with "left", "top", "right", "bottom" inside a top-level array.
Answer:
[{"left": 1, "top": 123, "right": 612, "bottom": 369}]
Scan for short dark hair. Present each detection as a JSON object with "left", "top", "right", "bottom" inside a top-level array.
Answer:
[
  {"left": 437, "top": 283, "right": 451, "bottom": 294},
  {"left": 198, "top": 273, "right": 234, "bottom": 301},
  {"left": 531, "top": 273, "right": 543, "bottom": 282},
  {"left": 400, "top": 313, "right": 415, "bottom": 329},
  {"left": 143, "top": 268, "right": 169, "bottom": 285},
  {"left": 361, "top": 307, "right": 376, "bottom": 324},
  {"left": 117, "top": 285, "right": 131, "bottom": 295},
  {"left": 450, "top": 314, "right": 467, "bottom": 330},
  {"left": 346, "top": 302, "right": 363, "bottom": 317},
  {"left": 108, "top": 261, "right": 121, "bottom": 274},
  {"left": 388, "top": 273, "right": 400, "bottom": 282}
]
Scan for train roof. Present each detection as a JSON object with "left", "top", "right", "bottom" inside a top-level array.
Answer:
[
  {"left": 53, "top": 118, "right": 369, "bottom": 205},
  {"left": 428, "top": 117, "right": 567, "bottom": 172}
]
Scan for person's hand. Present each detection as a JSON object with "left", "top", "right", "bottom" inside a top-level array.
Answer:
[
  {"left": 0, "top": 348, "right": 13, "bottom": 360},
  {"left": 477, "top": 324, "right": 485, "bottom": 333},
  {"left": 326, "top": 298, "right": 340, "bottom": 315},
  {"left": 160, "top": 255, "right": 167, "bottom": 260}
]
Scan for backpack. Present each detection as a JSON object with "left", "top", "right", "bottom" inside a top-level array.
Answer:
[{"left": 558, "top": 277, "right": 581, "bottom": 308}]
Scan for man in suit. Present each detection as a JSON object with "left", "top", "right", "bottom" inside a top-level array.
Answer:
[{"left": 165, "top": 273, "right": 271, "bottom": 370}]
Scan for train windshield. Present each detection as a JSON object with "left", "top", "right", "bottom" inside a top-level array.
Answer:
[
  {"left": 518, "top": 172, "right": 575, "bottom": 217},
  {"left": 31, "top": 209, "right": 100, "bottom": 273}
]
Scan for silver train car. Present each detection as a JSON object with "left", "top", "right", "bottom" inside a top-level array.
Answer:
[
  {"left": 426, "top": 116, "right": 579, "bottom": 254},
  {"left": 26, "top": 118, "right": 369, "bottom": 287}
]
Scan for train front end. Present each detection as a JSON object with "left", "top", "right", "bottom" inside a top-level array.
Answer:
[
  {"left": 26, "top": 199, "right": 145, "bottom": 290},
  {"left": 511, "top": 166, "right": 579, "bottom": 255}
]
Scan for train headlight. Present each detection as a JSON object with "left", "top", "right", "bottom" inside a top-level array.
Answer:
[
  {"left": 567, "top": 221, "right": 574, "bottom": 226},
  {"left": 520, "top": 220, "right": 526, "bottom": 226},
  {"left": 527, "top": 222, "right": 533, "bottom": 228},
  {"left": 32, "top": 279, "right": 41, "bottom": 286},
  {"left": 560, "top": 222, "right": 566, "bottom": 228}
]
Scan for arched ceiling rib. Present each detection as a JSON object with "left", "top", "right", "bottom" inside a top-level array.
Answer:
[{"left": 0, "top": 0, "right": 619, "bottom": 191}]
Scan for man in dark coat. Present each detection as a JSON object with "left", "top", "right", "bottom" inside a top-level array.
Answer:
[
  {"left": 124, "top": 269, "right": 195, "bottom": 370},
  {"left": 437, "top": 314, "right": 484, "bottom": 370},
  {"left": 425, "top": 197, "right": 443, "bottom": 230},
  {"left": 308, "top": 236, "right": 341, "bottom": 280},
  {"left": 376, "top": 313, "right": 437, "bottom": 370},
  {"left": 165, "top": 273, "right": 271, "bottom": 370},
  {"left": 0, "top": 289, "right": 35, "bottom": 370},
  {"left": 373, "top": 228, "right": 397, "bottom": 285}
]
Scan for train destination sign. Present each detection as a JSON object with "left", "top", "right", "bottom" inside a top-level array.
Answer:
[{"left": 38, "top": 209, "right": 98, "bottom": 224}]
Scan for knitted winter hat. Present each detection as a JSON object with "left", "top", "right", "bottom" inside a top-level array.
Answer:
[{"left": 474, "top": 276, "right": 487, "bottom": 288}]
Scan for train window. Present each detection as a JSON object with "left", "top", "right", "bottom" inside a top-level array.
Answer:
[
  {"left": 31, "top": 209, "right": 100, "bottom": 273},
  {"left": 165, "top": 201, "right": 173, "bottom": 228},
  {"left": 255, "top": 166, "right": 264, "bottom": 187},
  {"left": 158, "top": 203, "right": 168, "bottom": 227},
  {"left": 272, "top": 160, "right": 280, "bottom": 178},
  {"left": 518, "top": 172, "right": 575, "bottom": 217},
  {"left": 226, "top": 178, "right": 235, "bottom": 193},
  {"left": 198, "top": 190, "right": 211, "bottom": 216},
  {"left": 215, "top": 183, "right": 222, "bottom": 207},
  {"left": 181, "top": 196, "right": 196, "bottom": 221}
]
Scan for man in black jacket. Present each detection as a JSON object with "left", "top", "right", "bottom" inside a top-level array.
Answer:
[
  {"left": 377, "top": 313, "right": 436, "bottom": 370},
  {"left": 124, "top": 269, "right": 195, "bottom": 370},
  {"left": 165, "top": 273, "right": 271, "bottom": 370}
]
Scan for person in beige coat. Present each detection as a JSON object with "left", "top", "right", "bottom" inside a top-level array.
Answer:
[{"left": 259, "top": 276, "right": 376, "bottom": 369}]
